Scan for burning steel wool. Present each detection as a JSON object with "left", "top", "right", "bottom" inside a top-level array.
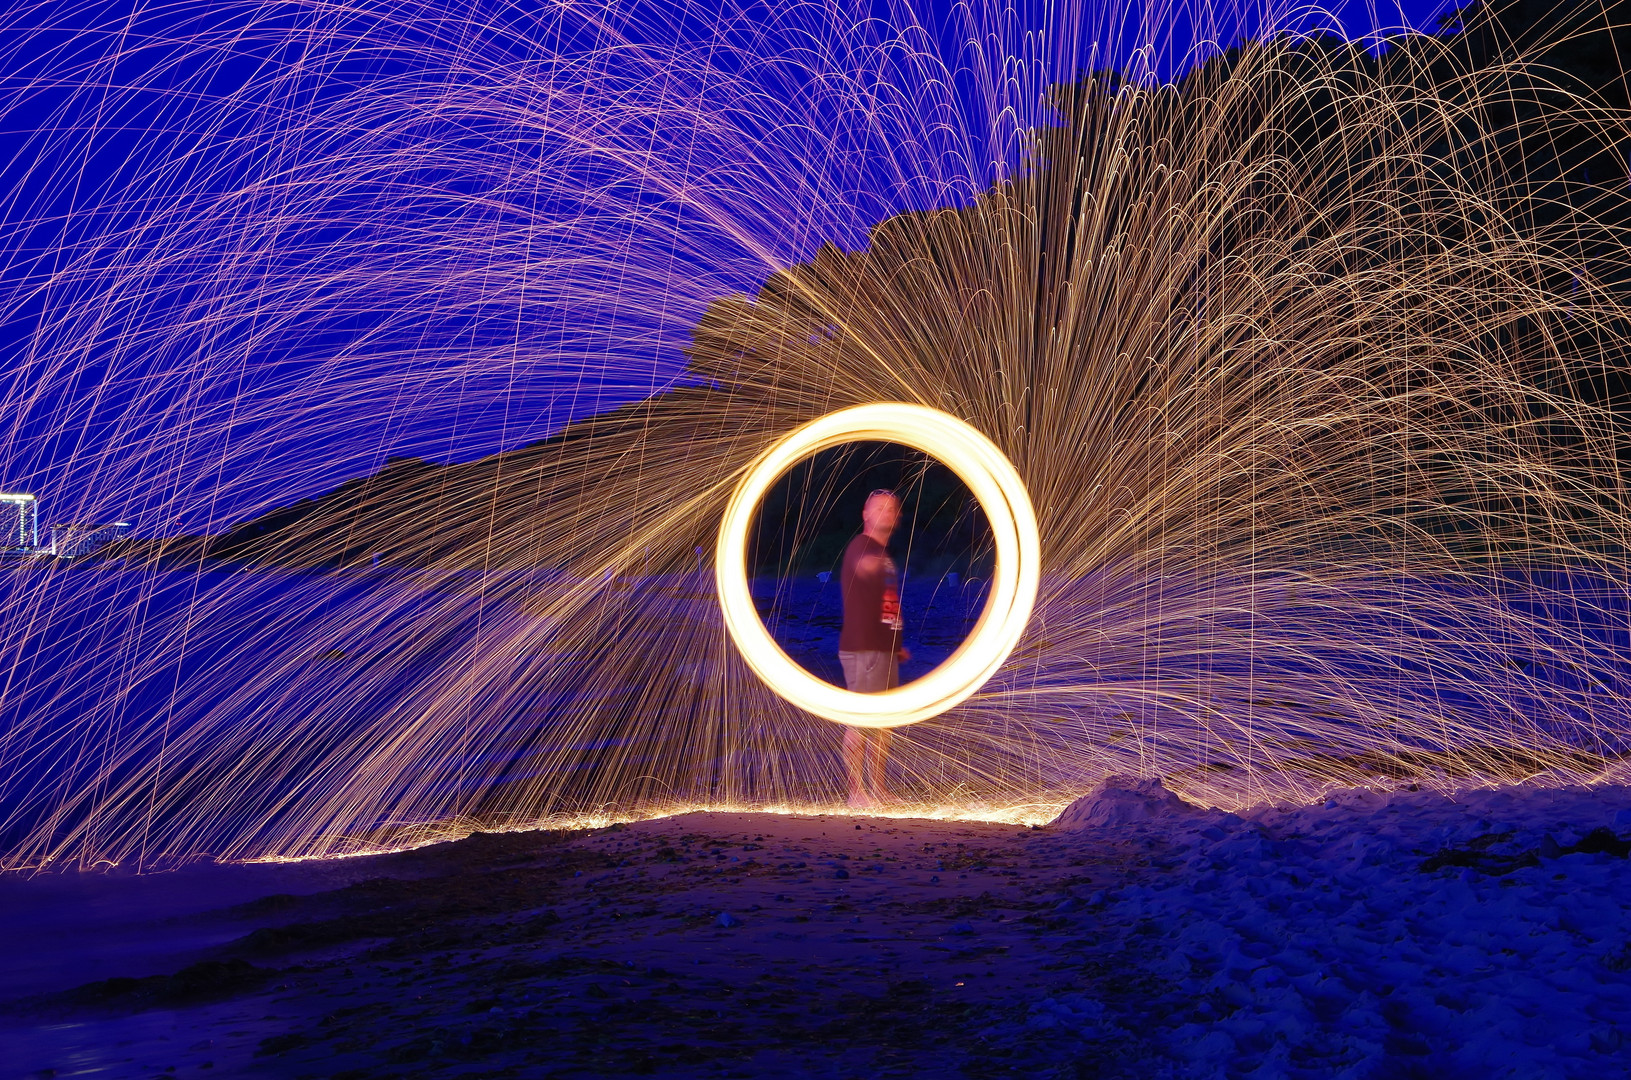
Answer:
[{"left": 3, "top": 0, "right": 1631, "bottom": 869}]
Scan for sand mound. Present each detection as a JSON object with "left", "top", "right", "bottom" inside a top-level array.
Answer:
[{"left": 1049, "top": 774, "right": 1203, "bottom": 829}]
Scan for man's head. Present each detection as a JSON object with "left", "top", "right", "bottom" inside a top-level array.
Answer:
[{"left": 862, "top": 489, "right": 901, "bottom": 539}]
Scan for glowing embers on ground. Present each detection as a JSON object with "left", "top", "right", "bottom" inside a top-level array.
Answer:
[{"left": 716, "top": 403, "right": 1039, "bottom": 728}]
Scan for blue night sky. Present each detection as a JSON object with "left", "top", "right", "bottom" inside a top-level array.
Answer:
[{"left": 0, "top": 0, "right": 1449, "bottom": 534}]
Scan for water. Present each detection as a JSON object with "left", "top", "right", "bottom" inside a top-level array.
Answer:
[{"left": 4, "top": 559, "right": 1629, "bottom": 866}]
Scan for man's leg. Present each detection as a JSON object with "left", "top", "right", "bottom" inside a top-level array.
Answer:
[
  {"left": 863, "top": 651, "right": 898, "bottom": 801},
  {"left": 865, "top": 729, "right": 893, "bottom": 802},
  {"left": 838, "top": 651, "right": 879, "bottom": 807},
  {"left": 844, "top": 726, "right": 875, "bottom": 807}
]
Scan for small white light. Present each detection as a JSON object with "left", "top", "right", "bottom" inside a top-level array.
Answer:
[{"left": 715, "top": 403, "right": 1039, "bottom": 728}]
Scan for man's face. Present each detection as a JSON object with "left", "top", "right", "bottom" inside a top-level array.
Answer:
[{"left": 863, "top": 493, "right": 901, "bottom": 537}]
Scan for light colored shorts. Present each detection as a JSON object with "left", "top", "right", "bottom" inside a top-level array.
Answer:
[{"left": 839, "top": 650, "right": 898, "bottom": 693}]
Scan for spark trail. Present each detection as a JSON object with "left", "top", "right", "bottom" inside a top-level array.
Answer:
[{"left": 3, "top": 0, "right": 1631, "bottom": 868}]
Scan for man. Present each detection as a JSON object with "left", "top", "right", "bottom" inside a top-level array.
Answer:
[{"left": 838, "top": 488, "right": 911, "bottom": 807}]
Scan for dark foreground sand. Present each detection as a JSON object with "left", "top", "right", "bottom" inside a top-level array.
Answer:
[
  {"left": 0, "top": 812, "right": 1165, "bottom": 1079},
  {"left": 10, "top": 783, "right": 1631, "bottom": 1078}
]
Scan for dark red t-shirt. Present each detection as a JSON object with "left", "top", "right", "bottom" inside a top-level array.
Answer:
[{"left": 839, "top": 534, "right": 902, "bottom": 653}]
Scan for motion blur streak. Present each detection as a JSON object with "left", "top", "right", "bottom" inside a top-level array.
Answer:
[{"left": 716, "top": 403, "right": 1039, "bottom": 729}]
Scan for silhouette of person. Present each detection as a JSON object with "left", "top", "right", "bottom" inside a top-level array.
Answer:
[{"left": 838, "top": 488, "right": 911, "bottom": 807}]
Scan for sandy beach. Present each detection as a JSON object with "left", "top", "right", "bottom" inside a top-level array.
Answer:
[
  {"left": 1, "top": 809, "right": 1164, "bottom": 1079},
  {"left": 6, "top": 779, "right": 1631, "bottom": 1079}
]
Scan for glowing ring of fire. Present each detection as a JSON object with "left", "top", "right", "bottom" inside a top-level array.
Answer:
[{"left": 716, "top": 403, "right": 1039, "bottom": 729}]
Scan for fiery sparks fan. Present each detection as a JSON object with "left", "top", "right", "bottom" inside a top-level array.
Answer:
[{"left": 3, "top": 0, "right": 1631, "bottom": 869}]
